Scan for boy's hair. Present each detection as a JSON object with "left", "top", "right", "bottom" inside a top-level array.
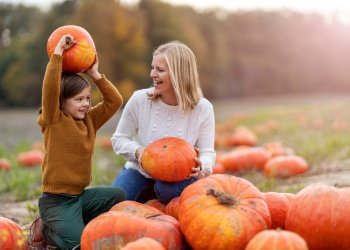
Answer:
[
  {"left": 59, "top": 73, "right": 90, "bottom": 108},
  {"left": 148, "top": 41, "right": 203, "bottom": 112}
]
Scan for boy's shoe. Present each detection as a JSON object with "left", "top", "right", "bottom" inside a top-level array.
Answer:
[{"left": 27, "top": 217, "right": 56, "bottom": 250}]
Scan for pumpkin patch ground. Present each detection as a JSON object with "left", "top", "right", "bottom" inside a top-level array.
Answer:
[{"left": 1, "top": 93, "right": 350, "bottom": 247}]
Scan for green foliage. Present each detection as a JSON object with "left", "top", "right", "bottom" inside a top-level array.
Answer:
[{"left": 0, "top": 142, "right": 126, "bottom": 202}]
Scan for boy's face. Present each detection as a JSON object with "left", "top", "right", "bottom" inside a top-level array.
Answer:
[{"left": 62, "top": 86, "right": 91, "bottom": 120}]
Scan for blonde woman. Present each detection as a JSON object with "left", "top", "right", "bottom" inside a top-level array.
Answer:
[{"left": 111, "top": 41, "right": 216, "bottom": 204}]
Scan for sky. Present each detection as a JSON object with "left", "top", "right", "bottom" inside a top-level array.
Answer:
[{"left": 2, "top": 0, "right": 350, "bottom": 22}]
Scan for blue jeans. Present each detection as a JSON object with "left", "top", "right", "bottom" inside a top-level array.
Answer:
[{"left": 112, "top": 167, "right": 197, "bottom": 204}]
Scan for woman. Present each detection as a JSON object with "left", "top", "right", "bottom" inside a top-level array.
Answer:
[{"left": 111, "top": 41, "right": 215, "bottom": 204}]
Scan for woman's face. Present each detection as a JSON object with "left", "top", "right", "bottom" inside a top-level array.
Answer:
[
  {"left": 150, "top": 53, "right": 175, "bottom": 101},
  {"left": 62, "top": 87, "right": 91, "bottom": 120}
]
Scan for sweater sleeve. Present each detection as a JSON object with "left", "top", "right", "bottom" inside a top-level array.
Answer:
[
  {"left": 196, "top": 100, "right": 216, "bottom": 177},
  {"left": 89, "top": 75, "right": 123, "bottom": 131},
  {"left": 111, "top": 91, "right": 142, "bottom": 162},
  {"left": 38, "top": 55, "right": 62, "bottom": 129}
]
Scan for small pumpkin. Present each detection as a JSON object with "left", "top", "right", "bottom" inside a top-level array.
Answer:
[
  {"left": 178, "top": 174, "right": 271, "bottom": 250},
  {"left": 81, "top": 210, "right": 184, "bottom": 250},
  {"left": 17, "top": 149, "right": 44, "bottom": 167},
  {"left": 224, "top": 125, "right": 257, "bottom": 147},
  {"left": 145, "top": 199, "right": 166, "bottom": 213},
  {"left": 245, "top": 229, "right": 308, "bottom": 250},
  {"left": 285, "top": 183, "right": 350, "bottom": 250},
  {"left": 120, "top": 237, "right": 166, "bottom": 250},
  {"left": 264, "top": 155, "right": 308, "bottom": 178},
  {"left": 47, "top": 25, "right": 96, "bottom": 73},
  {"left": 0, "top": 217, "right": 26, "bottom": 250},
  {"left": 165, "top": 197, "right": 180, "bottom": 219},
  {"left": 110, "top": 200, "right": 163, "bottom": 216},
  {"left": 141, "top": 137, "right": 196, "bottom": 182},
  {"left": 263, "top": 192, "right": 295, "bottom": 229},
  {"left": 263, "top": 141, "right": 294, "bottom": 157},
  {"left": 220, "top": 147, "right": 271, "bottom": 172},
  {"left": 0, "top": 158, "right": 12, "bottom": 171}
]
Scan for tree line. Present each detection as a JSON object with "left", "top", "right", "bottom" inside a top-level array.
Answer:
[{"left": 1, "top": 0, "right": 350, "bottom": 108}]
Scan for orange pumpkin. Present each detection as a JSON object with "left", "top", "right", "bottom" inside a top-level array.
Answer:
[
  {"left": 120, "top": 237, "right": 166, "bottom": 250},
  {"left": 264, "top": 155, "right": 308, "bottom": 178},
  {"left": 245, "top": 229, "right": 308, "bottom": 250},
  {"left": 178, "top": 174, "right": 271, "bottom": 250},
  {"left": 145, "top": 199, "right": 166, "bottom": 213},
  {"left": 0, "top": 158, "right": 12, "bottom": 171},
  {"left": 110, "top": 200, "right": 163, "bottom": 216},
  {"left": 141, "top": 137, "right": 196, "bottom": 182},
  {"left": 220, "top": 147, "right": 271, "bottom": 172},
  {"left": 263, "top": 141, "right": 295, "bottom": 157},
  {"left": 165, "top": 197, "right": 180, "bottom": 219},
  {"left": 47, "top": 25, "right": 96, "bottom": 73},
  {"left": 225, "top": 125, "right": 257, "bottom": 147},
  {"left": 0, "top": 217, "right": 26, "bottom": 250},
  {"left": 263, "top": 192, "right": 295, "bottom": 229},
  {"left": 285, "top": 184, "right": 350, "bottom": 250},
  {"left": 81, "top": 211, "right": 184, "bottom": 250},
  {"left": 17, "top": 149, "right": 44, "bottom": 167}
]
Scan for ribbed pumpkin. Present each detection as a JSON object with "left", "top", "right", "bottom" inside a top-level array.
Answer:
[
  {"left": 110, "top": 200, "right": 163, "bottom": 216},
  {"left": 47, "top": 25, "right": 96, "bottom": 73},
  {"left": 17, "top": 149, "right": 44, "bottom": 167},
  {"left": 0, "top": 158, "right": 12, "bottom": 171},
  {"left": 178, "top": 174, "right": 271, "bottom": 250},
  {"left": 225, "top": 125, "right": 257, "bottom": 147},
  {"left": 245, "top": 229, "right": 308, "bottom": 250},
  {"left": 285, "top": 183, "right": 350, "bottom": 250},
  {"left": 120, "top": 237, "right": 166, "bottom": 250},
  {"left": 141, "top": 137, "right": 196, "bottom": 182},
  {"left": 264, "top": 155, "right": 308, "bottom": 178},
  {"left": 0, "top": 217, "right": 26, "bottom": 250},
  {"left": 165, "top": 197, "right": 180, "bottom": 219},
  {"left": 145, "top": 199, "right": 166, "bottom": 213},
  {"left": 81, "top": 210, "right": 184, "bottom": 250},
  {"left": 220, "top": 147, "right": 271, "bottom": 172},
  {"left": 263, "top": 192, "right": 295, "bottom": 229}
]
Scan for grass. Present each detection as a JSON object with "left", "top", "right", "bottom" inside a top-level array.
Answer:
[
  {"left": 216, "top": 98, "right": 350, "bottom": 192},
  {"left": 0, "top": 144, "right": 125, "bottom": 202},
  {"left": 1, "top": 97, "right": 350, "bottom": 201}
]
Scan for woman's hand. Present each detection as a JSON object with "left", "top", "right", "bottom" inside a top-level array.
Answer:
[
  {"left": 189, "top": 147, "right": 202, "bottom": 178},
  {"left": 135, "top": 146, "right": 145, "bottom": 170},
  {"left": 85, "top": 55, "right": 102, "bottom": 80},
  {"left": 54, "top": 34, "right": 75, "bottom": 55}
]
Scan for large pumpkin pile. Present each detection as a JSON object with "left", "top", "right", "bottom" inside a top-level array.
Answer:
[
  {"left": 79, "top": 175, "right": 350, "bottom": 249},
  {"left": 214, "top": 124, "right": 309, "bottom": 179}
]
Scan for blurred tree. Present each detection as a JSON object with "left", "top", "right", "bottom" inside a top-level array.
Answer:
[
  {"left": 2, "top": 0, "right": 350, "bottom": 107},
  {"left": 1, "top": 0, "right": 76, "bottom": 107},
  {"left": 73, "top": 0, "right": 149, "bottom": 100}
]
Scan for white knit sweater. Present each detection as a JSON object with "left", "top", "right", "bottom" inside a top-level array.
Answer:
[{"left": 111, "top": 88, "right": 216, "bottom": 178}]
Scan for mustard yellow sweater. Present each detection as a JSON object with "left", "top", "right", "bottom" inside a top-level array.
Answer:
[{"left": 37, "top": 54, "right": 123, "bottom": 195}]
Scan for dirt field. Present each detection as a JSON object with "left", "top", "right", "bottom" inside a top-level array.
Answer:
[{"left": 1, "top": 92, "right": 350, "bottom": 230}]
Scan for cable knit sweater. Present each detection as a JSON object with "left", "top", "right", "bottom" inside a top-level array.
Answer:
[
  {"left": 37, "top": 54, "right": 123, "bottom": 195},
  {"left": 111, "top": 89, "right": 216, "bottom": 178}
]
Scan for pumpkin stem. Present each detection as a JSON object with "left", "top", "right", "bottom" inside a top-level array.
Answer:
[{"left": 206, "top": 188, "right": 238, "bottom": 207}]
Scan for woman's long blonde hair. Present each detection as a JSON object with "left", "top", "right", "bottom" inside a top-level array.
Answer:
[{"left": 148, "top": 41, "right": 203, "bottom": 112}]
